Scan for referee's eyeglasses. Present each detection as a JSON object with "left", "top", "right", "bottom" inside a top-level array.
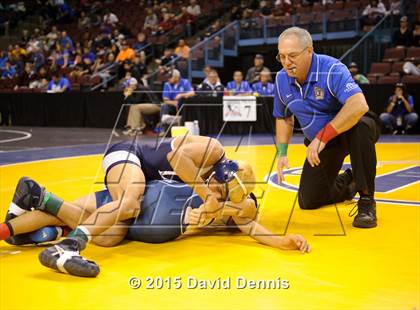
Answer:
[{"left": 276, "top": 47, "right": 308, "bottom": 64}]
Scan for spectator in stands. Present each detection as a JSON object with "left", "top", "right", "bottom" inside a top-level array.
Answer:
[
  {"left": 158, "top": 48, "right": 177, "bottom": 73},
  {"left": 246, "top": 54, "right": 271, "bottom": 84},
  {"left": 161, "top": 69, "right": 195, "bottom": 124},
  {"left": 157, "top": 12, "right": 174, "bottom": 35},
  {"left": 403, "top": 62, "right": 420, "bottom": 75},
  {"left": 92, "top": 53, "right": 117, "bottom": 88},
  {"left": 82, "top": 46, "right": 95, "bottom": 65},
  {"left": 1, "top": 61, "right": 17, "bottom": 79},
  {"left": 226, "top": 71, "right": 252, "bottom": 95},
  {"left": 78, "top": 11, "right": 91, "bottom": 29},
  {"left": 252, "top": 70, "right": 274, "bottom": 96},
  {"left": 59, "top": 31, "right": 74, "bottom": 52},
  {"left": 204, "top": 19, "right": 223, "bottom": 38},
  {"left": 55, "top": 45, "right": 72, "bottom": 68},
  {"left": 393, "top": 16, "right": 414, "bottom": 48},
  {"left": 131, "top": 52, "right": 148, "bottom": 84},
  {"left": 103, "top": 9, "right": 119, "bottom": 27},
  {"left": 11, "top": 44, "right": 26, "bottom": 61},
  {"left": 362, "top": 0, "right": 387, "bottom": 27},
  {"left": 29, "top": 66, "right": 49, "bottom": 90},
  {"left": 273, "top": 0, "right": 292, "bottom": 17},
  {"left": 17, "top": 62, "right": 36, "bottom": 88},
  {"left": 114, "top": 33, "right": 125, "bottom": 50},
  {"left": 57, "top": 1, "right": 75, "bottom": 24},
  {"left": 31, "top": 47, "right": 45, "bottom": 70},
  {"left": 21, "top": 29, "right": 30, "bottom": 44},
  {"left": 0, "top": 51, "right": 7, "bottom": 70},
  {"left": 197, "top": 69, "right": 224, "bottom": 97},
  {"left": 175, "top": 6, "right": 196, "bottom": 36},
  {"left": 388, "top": 0, "right": 401, "bottom": 15},
  {"left": 120, "top": 71, "right": 138, "bottom": 90},
  {"left": 175, "top": 39, "right": 190, "bottom": 59},
  {"left": 260, "top": 1, "right": 273, "bottom": 17},
  {"left": 47, "top": 70, "right": 71, "bottom": 93},
  {"left": 380, "top": 83, "right": 418, "bottom": 134},
  {"left": 69, "top": 63, "right": 89, "bottom": 80},
  {"left": 134, "top": 32, "right": 148, "bottom": 51},
  {"left": 348, "top": 62, "right": 370, "bottom": 84},
  {"left": 46, "top": 26, "right": 60, "bottom": 49},
  {"left": 187, "top": 0, "right": 201, "bottom": 18},
  {"left": 116, "top": 41, "right": 135, "bottom": 63},
  {"left": 240, "top": 9, "right": 255, "bottom": 30},
  {"left": 143, "top": 9, "right": 159, "bottom": 34}
]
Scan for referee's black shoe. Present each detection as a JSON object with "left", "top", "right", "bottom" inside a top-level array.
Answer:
[{"left": 352, "top": 197, "right": 377, "bottom": 228}]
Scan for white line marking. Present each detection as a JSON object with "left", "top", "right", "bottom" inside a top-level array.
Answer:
[{"left": 0, "top": 129, "right": 32, "bottom": 144}]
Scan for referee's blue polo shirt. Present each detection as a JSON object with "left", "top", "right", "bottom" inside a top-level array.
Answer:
[{"left": 273, "top": 53, "right": 363, "bottom": 140}]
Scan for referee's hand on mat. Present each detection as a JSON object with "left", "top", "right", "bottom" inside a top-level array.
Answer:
[
  {"left": 306, "top": 138, "right": 326, "bottom": 168},
  {"left": 277, "top": 156, "right": 289, "bottom": 184}
]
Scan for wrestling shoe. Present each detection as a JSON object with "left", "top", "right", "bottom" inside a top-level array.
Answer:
[
  {"left": 351, "top": 197, "right": 377, "bottom": 228},
  {"left": 11, "top": 177, "right": 46, "bottom": 211},
  {"left": 39, "top": 238, "right": 100, "bottom": 277}
]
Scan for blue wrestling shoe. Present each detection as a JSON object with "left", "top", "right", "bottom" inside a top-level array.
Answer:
[
  {"left": 11, "top": 177, "right": 46, "bottom": 212},
  {"left": 39, "top": 238, "right": 100, "bottom": 277}
]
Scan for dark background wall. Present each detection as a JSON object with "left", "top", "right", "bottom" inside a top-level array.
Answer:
[{"left": 0, "top": 84, "right": 419, "bottom": 133}]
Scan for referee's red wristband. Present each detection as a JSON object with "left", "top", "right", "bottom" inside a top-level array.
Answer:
[{"left": 316, "top": 123, "right": 338, "bottom": 144}]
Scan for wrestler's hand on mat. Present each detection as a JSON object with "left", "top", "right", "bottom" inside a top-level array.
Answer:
[
  {"left": 277, "top": 156, "right": 289, "bottom": 183},
  {"left": 306, "top": 138, "right": 325, "bottom": 168},
  {"left": 279, "top": 234, "right": 311, "bottom": 253}
]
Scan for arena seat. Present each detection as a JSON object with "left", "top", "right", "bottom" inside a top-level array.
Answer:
[
  {"left": 405, "top": 47, "right": 420, "bottom": 62},
  {"left": 390, "top": 61, "right": 405, "bottom": 76},
  {"left": 377, "top": 75, "right": 400, "bottom": 84},
  {"left": 401, "top": 75, "right": 420, "bottom": 84},
  {"left": 382, "top": 48, "right": 406, "bottom": 62},
  {"left": 368, "top": 62, "right": 392, "bottom": 77}
]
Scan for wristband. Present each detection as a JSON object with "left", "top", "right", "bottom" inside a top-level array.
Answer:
[
  {"left": 316, "top": 123, "right": 338, "bottom": 144},
  {"left": 276, "top": 143, "right": 288, "bottom": 157}
]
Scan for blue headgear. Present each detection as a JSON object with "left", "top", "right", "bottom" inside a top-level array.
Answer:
[{"left": 212, "top": 159, "right": 239, "bottom": 183}]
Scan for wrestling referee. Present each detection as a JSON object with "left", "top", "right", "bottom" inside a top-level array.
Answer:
[{"left": 273, "top": 27, "right": 380, "bottom": 228}]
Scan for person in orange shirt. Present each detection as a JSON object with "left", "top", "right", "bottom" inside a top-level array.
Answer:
[
  {"left": 116, "top": 41, "right": 135, "bottom": 63},
  {"left": 175, "top": 39, "right": 190, "bottom": 59}
]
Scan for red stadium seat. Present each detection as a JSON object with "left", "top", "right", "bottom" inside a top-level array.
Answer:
[
  {"left": 328, "top": 1, "right": 344, "bottom": 10},
  {"left": 377, "top": 76, "right": 400, "bottom": 84},
  {"left": 297, "top": 13, "right": 313, "bottom": 25},
  {"left": 344, "top": 1, "right": 361, "bottom": 9},
  {"left": 312, "top": 2, "right": 325, "bottom": 12},
  {"left": 382, "top": 48, "right": 406, "bottom": 62},
  {"left": 296, "top": 5, "right": 311, "bottom": 14},
  {"left": 401, "top": 75, "right": 420, "bottom": 84},
  {"left": 367, "top": 76, "right": 377, "bottom": 84},
  {"left": 390, "top": 62, "right": 405, "bottom": 76},
  {"left": 405, "top": 47, "right": 420, "bottom": 62},
  {"left": 368, "top": 62, "right": 392, "bottom": 77}
]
